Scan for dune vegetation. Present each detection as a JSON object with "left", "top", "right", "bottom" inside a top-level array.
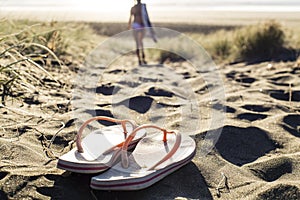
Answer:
[{"left": 1, "top": 19, "right": 299, "bottom": 103}]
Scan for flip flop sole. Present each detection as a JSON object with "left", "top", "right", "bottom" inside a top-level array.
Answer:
[
  {"left": 57, "top": 161, "right": 110, "bottom": 174},
  {"left": 90, "top": 148, "right": 196, "bottom": 190},
  {"left": 57, "top": 125, "right": 145, "bottom": 174},
  {"left": 57, "top": 141, "right": 139, "bottom": 174}
]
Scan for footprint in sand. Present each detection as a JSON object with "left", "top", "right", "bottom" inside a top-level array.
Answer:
[
  {"left": 119, "top": 96, "right": 154, "bottom": 114},
  {"left": 226, "top": 71, "right": 256, "bottom": 86},
  {"left": 267, "top": 90, "right": 300, "bottom": 102},
  {"left": 85, "top": 109, "right": 115, "bottom": 125},
  {"left": 257, "top": 184, "right": 300, "bottom": 200},
  {"left": 145, "top": 87, "right": 174, "bottom": 97},
  {"left": 96, "top": 84, "right": 121, "bottom": 95},
  {"left": 212, "top": 103, "right": 236, "bottom": 113},
  {"left": 180, "top": 72, "right": 194, "bottom": 79},
  {"left": 215, "top": 125, "right": 277, "bottom": 166},
  {"left": 269, "top": 75, "right": 295, "bottom": 87},
  {"left": 245, "top": 156, "right": 292, "bottom": 182},
  {"left": 233, "top": 103, "right": 272, "bottom": 124},
  {"left": 0, "top": 172, "right": 8, "bottom": 181},
  {"left": 242, "top": 104, "right": 271, "bottom": 112},
  {"left": 237, "top": 113, "right": 268, "bottom": 122},
  {"left": 282, "top": 114, "right": 300, "bottom": 137}
]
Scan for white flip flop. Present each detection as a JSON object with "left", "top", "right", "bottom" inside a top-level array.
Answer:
[
  {"left": 57, "top": 116, "right": 146, "bottom": 174},
  {"left": 90, "top": 124, "right": 196, "bottom": 190}
]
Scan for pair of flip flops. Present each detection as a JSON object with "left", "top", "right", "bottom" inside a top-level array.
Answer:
[{"left": 57, "top": 116, "right": 196, "bottom": 190}]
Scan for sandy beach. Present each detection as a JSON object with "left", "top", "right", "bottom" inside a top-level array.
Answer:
[{"left": 1, "top": 8, "right": 300, "bottom": 200}]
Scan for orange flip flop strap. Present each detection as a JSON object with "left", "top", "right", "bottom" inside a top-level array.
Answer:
[
  {"left": 76, "top": 116, "right": 136, "bottom": 153},
  {"left": 148, "top": 133, "right": 181, "bottom": 170},
  {"left": 121, "top": 125, "right": 181, "bottom": 169}
]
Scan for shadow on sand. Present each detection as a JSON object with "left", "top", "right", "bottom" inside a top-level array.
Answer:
[
  {"left": 0, "top": 189, "right": 7, "bottom": 200},
  {"left": 38, "top": 162, "right": 212, "bottom": 200},
  {"left": 282, "top": 115, "right": 300, "bottom": 138},
  {"left": 215, "top": 125, "right": 278, "bottom": 166}
]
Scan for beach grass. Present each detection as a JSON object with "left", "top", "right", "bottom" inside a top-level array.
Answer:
[
  {"left": 1, "top": 19, "right": 299, "bottom": 103},
  {"left": 188, "top": 20, "right": 300, "bottom": 64},
  {"left": 0, "top": 20, "right": 61, "bottom": 104},
  {"left": 143, "top": 20, "right": 300, "bottom": 64},
  {"left": 0, "top": 19, "right": 107, "bottom": 104}
]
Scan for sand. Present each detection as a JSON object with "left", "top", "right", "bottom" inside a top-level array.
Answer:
[{"left": 1, "top": 21, "right": 300, "bottom": 199}]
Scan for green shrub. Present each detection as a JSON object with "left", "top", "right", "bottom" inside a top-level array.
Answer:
[
  {"left": 187, "top": 21, "right": 297, "bottom": 64},
  {"left": 234, "top": 21, "right": 285, "bottom": 62},
  {"left": 211, "top": 39, "right": 232, "bottom": 61},
  {"left": 187, "top": 30, "right": 235, "bottom": 64}
]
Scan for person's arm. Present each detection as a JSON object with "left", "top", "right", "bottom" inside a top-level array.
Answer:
[{"left": 128, "top": 7, "right": 133, "bottom": 30}]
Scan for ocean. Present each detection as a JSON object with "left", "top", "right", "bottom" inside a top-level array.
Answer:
[{"left": 0, "top": 0, "right": 300, "bottom": 22}]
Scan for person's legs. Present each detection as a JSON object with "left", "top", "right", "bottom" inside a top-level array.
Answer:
[
  {"left": 133, "top": 30, "right": 142, "bottom": 65},
  {"left": 133, "top": 28, "right": 147, "bottom": 65},
  {"left": 137, "top": 30, "right": 147, "bottom": 64}
]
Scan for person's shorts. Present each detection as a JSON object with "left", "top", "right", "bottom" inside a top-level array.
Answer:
[{"left": 132, "top": 22, "right": 144, "bottom": 31}]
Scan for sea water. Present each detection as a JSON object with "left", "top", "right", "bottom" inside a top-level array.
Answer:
[{"left": 0, "top": 0, "right": 300, "bottom": 22}]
